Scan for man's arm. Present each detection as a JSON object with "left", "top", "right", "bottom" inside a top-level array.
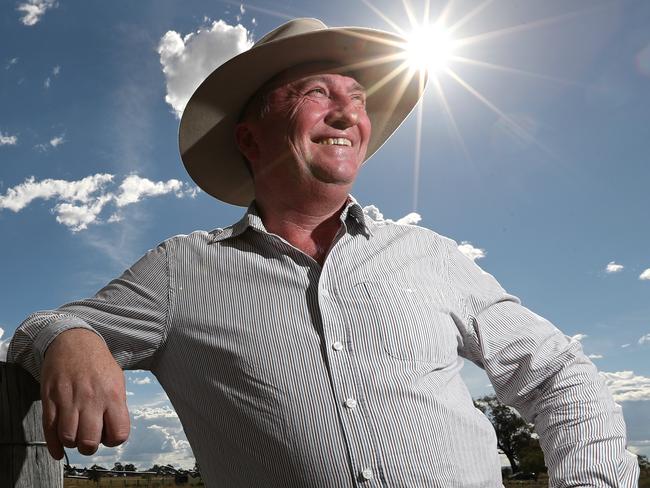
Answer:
[
  {"left": 441, "top": 237, "right": 640, "bottom": 486},
  {"left": 8, "top": 242, "right": 171, "bottom": 458}
]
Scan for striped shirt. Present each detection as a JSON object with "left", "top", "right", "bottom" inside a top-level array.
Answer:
[{"left": 10, "top": 197, "right": 639, "bottom": 487}]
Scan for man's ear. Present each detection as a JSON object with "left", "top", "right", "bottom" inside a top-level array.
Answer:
[{"left": 234, "top": 123, "right": 260, "bottom": 164}]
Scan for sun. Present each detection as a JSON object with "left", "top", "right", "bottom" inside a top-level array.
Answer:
[{"left": 405, "top": 21, "right": 455, "bottom": 74}]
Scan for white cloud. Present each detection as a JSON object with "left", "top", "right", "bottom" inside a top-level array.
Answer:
[
  {"left": 66, "top": 399, "right": 195, "bottom": 470},
  {"left": 5, "top": 57, "right": 19, "bottom": 69},
  {"left": 362, "top": 205, "right": 422, "bottom": 226},
  {"left": 54, "top": 194, "right": 112, "bottom": 232},
  {"left": 640, "top": 268, "right": 650, "bottom": 281},
  {"left": 639, "top": 334, "right": 650, "bottom": 346},
  {"left": 605, "top": 261, "right": 624, "bottom": 273},
  {"left": 132, "top": 406, "right": 179, "bottom": 420},
  {"left": 621, "top": 343, "right": 630, "bottom": 348},
  {"left": 115, "top": 175, "right": 184, "bottom": 207},
  {"left": 362, "top": 205, "right": 385, "bottom": 221},
  {"left": 0, "top": 327, "right": 9, "bottom": 362},
  {"left": 126, "top": 391, "right": 135, "bottom": 396},
  {"left": 236, "top": 3, "right": 245, "bottom": 22},
  {"left": 571, "top": 333, "right": 588, "bottom": 342},
  {"left": 458, "top": 241, "right": 486, "bottom": 262},
  {"left": 49, "top": 135, "right": 64, "bottom": 147},
  {"left": 17, "top": 0, "right": 57, "bottom": 26},
  {"left": 130, "top": 376, "right": 152, "bottom": 385},
  {"left": 158, "top": 20, "right": 252, "bottom": 118},
  {"left": 0, "top": 174, "right": 198, "bottom": 232},
  {"left": 587, "top": 354, "right": 603, "bottom": 359},
  {"left": 35, "top": 134, "right": 65, "bottom": 151},
  {"left": 600, "top": 371, "right": 650, "bottom": 402},
  {"left": 0, "top": 174, "right": 113, "bottom": 212},
  {"left": 44, "top": 66, "right": 61, "bottom": 89},
  {"left": 396, "top": 212, "right": 422, "bottom": 225},
  {"left": 0, "top": 132, "right": 18, "bottom": 146}
]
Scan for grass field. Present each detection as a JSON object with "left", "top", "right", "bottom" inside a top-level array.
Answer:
[
  {"left": 64, "top": 477, "right": 203, "bottom": 487},
  {"left": 63, "top": 469, "right": 649, "bottom": 487}
]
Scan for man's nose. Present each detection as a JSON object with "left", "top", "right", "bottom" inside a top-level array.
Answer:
[{"left": 324, "top": 100, "right": 361, "bottom": 130}]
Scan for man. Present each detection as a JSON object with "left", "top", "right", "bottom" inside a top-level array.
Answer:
[{"left": 9, "top": 18, "right": 639, "bottom": 487}]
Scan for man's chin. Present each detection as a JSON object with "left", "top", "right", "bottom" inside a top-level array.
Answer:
[
  {"left": 310, "top": 170, "right": 357, "bottom": 186},
  {"left": 308, "top": 162, "right": 360, "bottom": 186}
]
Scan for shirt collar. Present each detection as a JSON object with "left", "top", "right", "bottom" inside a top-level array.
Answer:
[{"left": 210, "top": 195, "right": 372, "bottom": 243}]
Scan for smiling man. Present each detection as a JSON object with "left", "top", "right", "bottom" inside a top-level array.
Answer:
[
  {"left": 234, "top": 62, "right": 372, "bottom": 266},
  {"left": 9, "top": 18, "right": 639, "bottom": 488}
]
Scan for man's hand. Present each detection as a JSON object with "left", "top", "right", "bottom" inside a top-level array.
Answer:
[{"left": 40, "top": 328, "right": 130, "bottom": 459}]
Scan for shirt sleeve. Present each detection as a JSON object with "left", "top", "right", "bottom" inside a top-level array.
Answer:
[
  {"left": 442, "top": 237, "right": 640, "bottom": 487},
  {"left": 8, "top": 242, "right": 171, "bottom": 382}
]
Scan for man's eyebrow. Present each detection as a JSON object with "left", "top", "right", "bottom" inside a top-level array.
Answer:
[
  {"left": 349, "top": 80, "right": 366, "bottom": 93},
  {"left": 294, "top": 75, "right": 366, "bottom": 93}
]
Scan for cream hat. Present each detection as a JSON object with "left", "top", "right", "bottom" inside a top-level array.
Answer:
[{"left": 179, "top": 18, "right": 426, "bottom": 206}]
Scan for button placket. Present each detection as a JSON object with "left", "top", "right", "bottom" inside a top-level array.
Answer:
[{"left": 318, "top": 264, "right": 380, "bottom": 488}]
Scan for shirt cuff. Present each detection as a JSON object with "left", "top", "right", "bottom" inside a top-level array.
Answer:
[{"left": 32, "top": 316, "right": 105, "bottom": 370}]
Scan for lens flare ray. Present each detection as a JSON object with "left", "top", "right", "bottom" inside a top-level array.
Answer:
[
  {"left": 451, "top": 56, "right": 582, "bottom": 87},
  {"left": 411, "top": 76, "right": 426, "bottom": 211},
  {"left": 446, "top": 67, "right": 559, "bottom": 160},
  {"left": 453, "top": 4, "right": 609, "bottom": 48},
  {"left": 431, "top": 76, "right": 471, "bottom": 163},
  {"left": 447, "top": 0, "right": 494, "bottom": 35},
  {"left": 359, "top": 0, "right": 406, "bottom": 35}
]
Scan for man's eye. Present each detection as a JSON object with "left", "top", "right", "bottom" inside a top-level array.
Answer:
[{"left": 307, "top": 87, "right": 327, "bottom": 96}]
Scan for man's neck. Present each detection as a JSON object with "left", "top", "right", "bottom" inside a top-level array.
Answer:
[{"left": 254, "top": 189, "right": 351, "bottom": 265}]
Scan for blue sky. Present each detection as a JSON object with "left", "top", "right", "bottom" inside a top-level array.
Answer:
[{"left": 1, "top": 0, "right": 649, "bottom": 469}]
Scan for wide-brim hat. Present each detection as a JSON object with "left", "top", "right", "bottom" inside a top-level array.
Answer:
[{"left": 179, "top": 18, "right": 426, "bottom": 206}]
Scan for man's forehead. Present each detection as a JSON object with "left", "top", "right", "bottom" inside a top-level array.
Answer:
[{"left": 266, "top": 62, "right": 366, "bottom": 92}]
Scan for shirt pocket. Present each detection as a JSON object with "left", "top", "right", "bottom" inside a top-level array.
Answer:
[{"left": 360, "top": 281, "right": 459, "bottom": 365}]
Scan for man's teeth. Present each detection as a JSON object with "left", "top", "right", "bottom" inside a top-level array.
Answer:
[{"left": 317, "top": 138, "right": 352, "bottom": 146}]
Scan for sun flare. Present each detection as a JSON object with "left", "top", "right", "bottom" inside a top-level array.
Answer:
[
  {"left": 405, "top": 22, "right": 455, "bottom": 74},
  {"left": 356, "top": 0, "right": 574, "bottom": 211}
]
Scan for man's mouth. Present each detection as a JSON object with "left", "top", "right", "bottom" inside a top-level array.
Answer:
[{"left": 314, "top": 137, "right": 352, "bottom": 147}]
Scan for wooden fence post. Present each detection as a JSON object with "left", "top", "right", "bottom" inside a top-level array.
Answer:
[{"left": 0, "top": 361, "right": 63, "bottom": 487}]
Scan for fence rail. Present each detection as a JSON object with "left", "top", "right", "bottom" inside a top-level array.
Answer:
[{"left": 0, "top": 361, "right": 63, "bottom": 487}]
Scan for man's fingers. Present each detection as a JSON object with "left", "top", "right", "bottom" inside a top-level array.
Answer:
[
  {"left": 42, "top": 398, "right": 64, "bottom": 460},
  {"left": 102, "top": 403, "right": 130, "bottom": 447},
  {"left": 57, "top": 408, "right": 79, "bottom": 448},
  {"left": 76, "top": 409, "right": 103, "bottom": 455}
]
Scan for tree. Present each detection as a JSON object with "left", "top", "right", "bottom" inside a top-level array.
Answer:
[
  {"left": 638, "top": 454, "right": 650, "bottom": 469},
  {"left": 124, "top": 463, "right": 137, "bottom": 472},
  {"left": 474, "top": 394, "right": 546, "bottom": 474},
  {"left": 113, "top": 462, "right": 124, "bottom": 472}
]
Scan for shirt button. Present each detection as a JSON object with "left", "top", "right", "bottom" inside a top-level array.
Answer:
[
  {"left": 344, "top": 398, "right": 357, "bottom": 409},
  {"left": 332, "top": 341, "right": 344, "bottom": 351},
  {"left": 360, "top": 468, "right": 374, "bottom": 480}
]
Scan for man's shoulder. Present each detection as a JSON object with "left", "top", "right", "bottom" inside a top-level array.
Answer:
[
  {"left": 360, "top": 206, "right": 457, "bottom": 249},
  {"left": 154, "top": 229, "right": 221, "bottom": 251}
]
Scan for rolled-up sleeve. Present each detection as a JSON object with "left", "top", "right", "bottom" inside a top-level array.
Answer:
[
  {"left": 443, "top": 237, "right": 640, "bottom": 487},
  {"left": 8, "top": 242, "right": 171, "bottom": 381}
]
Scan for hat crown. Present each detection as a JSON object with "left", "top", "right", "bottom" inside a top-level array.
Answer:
[{"left": 254, "top": 18, "right": 328, "bottom": 47}]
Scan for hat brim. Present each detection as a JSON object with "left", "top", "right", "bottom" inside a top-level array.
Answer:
[{"left": 179, "top": 26, "right": 426, "bottom": 206}]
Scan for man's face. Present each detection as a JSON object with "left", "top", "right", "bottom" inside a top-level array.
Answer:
[{"left": 240, "top": 65, "right": 372, "bottom": 191}]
